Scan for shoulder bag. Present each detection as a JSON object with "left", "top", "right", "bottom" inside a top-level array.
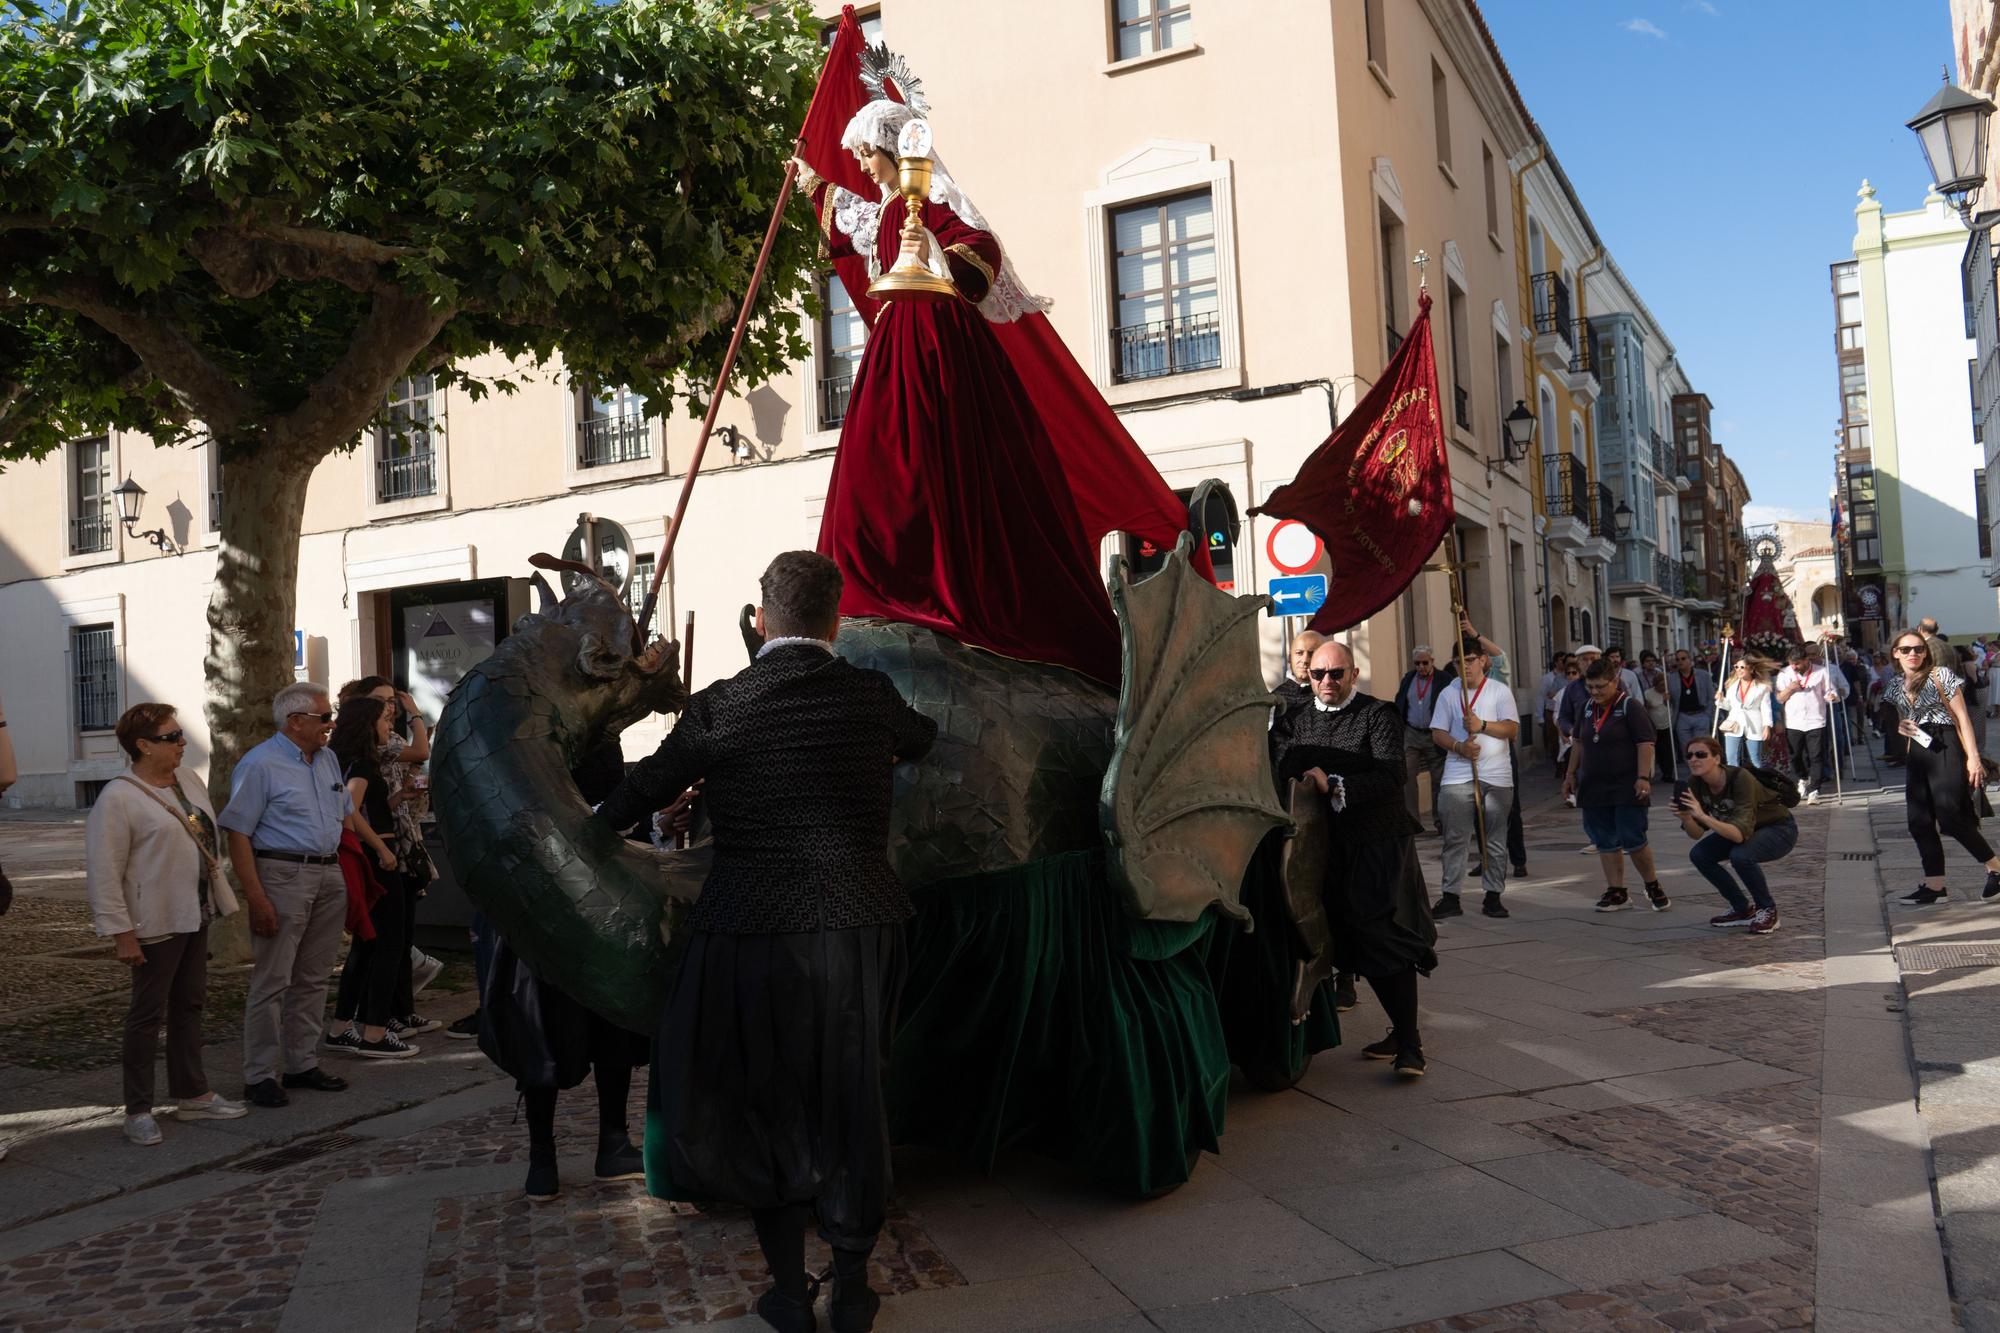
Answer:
[{"left": 111, "top": 773, "right": 241, "bottom": 918}]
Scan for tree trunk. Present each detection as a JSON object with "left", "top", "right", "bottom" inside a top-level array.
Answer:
[{"left": 204, "top": 450, "right": 314, "bottom": 808}]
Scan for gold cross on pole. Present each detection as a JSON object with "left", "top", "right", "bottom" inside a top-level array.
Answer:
[{"left": 1412, "top": 250, "right": 1431, "bottom": 292}]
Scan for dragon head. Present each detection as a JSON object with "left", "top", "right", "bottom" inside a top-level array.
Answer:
[{"left": 506, "top": 567, "right": 687, "bottom": 750}]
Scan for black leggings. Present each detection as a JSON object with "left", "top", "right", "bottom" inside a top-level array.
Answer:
[
  {"left": 523, "top": 1060, "right": 635, "bottom": 1149},
  {"left": 334, "top": 871, "right": 406, "bottom": 1027},
  {"left": 1365, "top": 968, "right": 1420, "bottom": 1043},
  {"left": 1906, "top": 724, "right": 1996, "bottom": 877}
]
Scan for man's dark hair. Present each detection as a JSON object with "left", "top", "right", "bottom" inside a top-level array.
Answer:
[
  {"left": 1788, "top": 647, "right": 1808, "bottom": 664},
  {"left": 1460, "top": 636, "right": 1486, "bottom": 661},
  {"left": 760, "top": 550, "right": 844, "bottom": 637},
  {"left": 1584, "top": 658, "right": 1617, "bottom": 683}
]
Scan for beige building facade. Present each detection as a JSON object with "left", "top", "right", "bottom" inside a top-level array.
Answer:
[{"left": 1, "top": 0, "right": 1710, "bottom": 807}]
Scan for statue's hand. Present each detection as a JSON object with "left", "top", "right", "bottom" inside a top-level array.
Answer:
[{"left": 900, "top": 226, "right": 931, "bottom": 266}]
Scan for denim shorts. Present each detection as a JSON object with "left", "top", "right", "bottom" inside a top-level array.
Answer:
[{"left": 1580, "top": 803, "right": 1649, "bottom": 852}]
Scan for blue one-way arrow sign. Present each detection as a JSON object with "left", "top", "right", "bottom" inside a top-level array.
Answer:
[{"left": 1267, "top": 574, "right": 1327, "bottom": 617}]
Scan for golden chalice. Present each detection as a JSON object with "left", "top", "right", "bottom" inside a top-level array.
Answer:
[{"left": 868, "top": 118, "right": 961, "bottom": 304}]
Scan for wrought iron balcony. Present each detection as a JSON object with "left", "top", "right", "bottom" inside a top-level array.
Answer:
[
  {"left": 1112, "top": 311, "right": 1222, "bottom": 382},
  {"left": 1453, "top": 383, "right": 1471, "bottom": 431},
  {"left": 1591, "top": 481, "right": 1617, "bottom": 539},
  {"left": 69, "top": 506, "right": 112, "bottom": 556},
  {"left": 1651, "top": 431, "right": 1670, "bottom": 476},
  {"left": 1543, "top": 453, "right": 1590, "bottom": 526},
  {"left": 818, "top": 374, "right": 854, "bottom": 429},
  {"left": 577, "top": 411, "right": 652, "bottom": 468},
  {"left": 1531, "top": 271, "right": 1573, "bottom": 338},
  {"left": 376, "top": 448, "right": 437, "bottom": 503},
  {"left": 1569, "top": 318, "right": 1598, "bottom": 381}
]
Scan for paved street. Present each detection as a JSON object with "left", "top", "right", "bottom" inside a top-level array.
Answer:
[{"left": 0, "top": 745, "right": 1983, "bottom": 1332}]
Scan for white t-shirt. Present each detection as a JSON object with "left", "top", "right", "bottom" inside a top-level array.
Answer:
[
  {"left": 1776, "top": 665, "right": 1836, "bottom": 730},
  {"left": 1435, "top": 676, "right": 1520, "bottom": 788}
]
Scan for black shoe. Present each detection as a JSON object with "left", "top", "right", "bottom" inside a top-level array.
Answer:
[
  {"left": 1430, "top": 893, "right": 1464, "bottom": 919},
  {"left": 1901, "top": 885, "right": 1949, "bottom": 908},
  {"left": 755, "top": 1287, "right": 818, "bottom": 1333},
  {"left": 829, "top": 1283, "right": 880, "bottom": 1333},
  {"left": 1394, "top": 1044, "right": 1428, "bottom": 1078},
  {"left": 445, "top": 1011, "right": 480, "bottom": 1040},
  {"left": 242, "top": 1079, "right": 288, "bottom": 1108},
  {"left": 1985, "top": 871, "right": 2000, "bottom": 901},
  {"left": 594, "top": 1135, "right": 645, "bottom": 1182},
  {"left": 1595, "top": 888, "right": 1631, "bottom": 912},
  {"left": 281, "top": 1067, "right": 349, "bottom": 1092},
  {"left": 1644, "top": 882, "right": 1671, "bottom": 912},
  {"left": 1511, "top": 863, "right": 1529, "bottom": 878},
  {"left": 1482, "top": 891, "right": 1510, "bottom": 919},
  {"left": 1361, "top": 1029, "right": 1399, "bottom": 1060},
  {"left": 1334, "top": 975, "right": 1358, "bottom": 1012},
  {"left": 525, "top": 1148, "right": 560, "bottom": 1201}
]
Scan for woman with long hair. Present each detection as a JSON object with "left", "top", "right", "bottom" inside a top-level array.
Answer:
[
  {"left": 1716, "top": 656, "right": 1775, "bottom": 770},
  {"left": 1886, "top": 629, "right": 2000, "bottom": 907},
  {"left": 325, "top": 696, "right": 413, "bottom": 1056},
  {"left": 1639, "top": 652, "right": 1675, "bottom": 782}
]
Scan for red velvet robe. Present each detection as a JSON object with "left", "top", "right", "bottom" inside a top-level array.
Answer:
[{"left": 816, "top": 192, "right": 1122, "bottom": 684}]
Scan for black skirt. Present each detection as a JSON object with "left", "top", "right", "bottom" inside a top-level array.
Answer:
[
  {"left": 1326, "top": 835, "right": 1438, "bottom": 978},
  {"left": 651, "top": 925, "right": 905, "bottom": 1251},
  {"left": 479, "top": 939, "right": 650, "bottom": 1092}
]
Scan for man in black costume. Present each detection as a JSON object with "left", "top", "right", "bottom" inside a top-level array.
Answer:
[
  {"left": 595, "top": 551, "right": 937, "bottom": 1333},
  {"left": 1274, "top": 629, "right": 1324, "bottom": 706},
  {"left": 1271, "top": 640, "right": 1438, "bottom": 1077}
]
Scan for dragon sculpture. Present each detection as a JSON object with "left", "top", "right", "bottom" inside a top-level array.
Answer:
[{"left": 432, "top": 509, "right": 1328, "bottom": 1193}]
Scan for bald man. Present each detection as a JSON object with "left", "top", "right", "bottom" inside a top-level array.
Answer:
[
  {"left": 1269, "top": 642, "right": 1439, "bottom": 1077},
  {"left": 1275, "top": 630, "right": 1325, "bottom": 706}
]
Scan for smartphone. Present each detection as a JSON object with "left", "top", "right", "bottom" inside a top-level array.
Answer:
[{"left": 1672, "top": 780, "right": 1691, "bottom": 808}]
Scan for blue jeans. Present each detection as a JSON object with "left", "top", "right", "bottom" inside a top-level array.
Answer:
[
  {"left": 1723, "top": 734, "right": 1765, "bottom": 768},
  {"left": 1689, "top": 821, "right": 1797, "bottom": 912}
]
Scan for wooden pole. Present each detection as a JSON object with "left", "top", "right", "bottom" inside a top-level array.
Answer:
[{"left": 634, "top": 153, "right": 803, "bottom": 645}]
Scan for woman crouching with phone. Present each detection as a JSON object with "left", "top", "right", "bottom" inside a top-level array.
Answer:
[{"left": 1672, "top": 736, "right": 1798, "bottom": 935}]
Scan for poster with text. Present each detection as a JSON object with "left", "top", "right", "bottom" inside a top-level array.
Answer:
[{"left": 401, "top": 598, "right": 498, "bottom": 723}]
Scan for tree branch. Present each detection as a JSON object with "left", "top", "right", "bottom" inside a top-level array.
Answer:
[
  {"left": 33, "top": 280, "right": 258, "bottom": 431},
  {"left": 268, "top": 289, "right": 454, "bottom": 454},
  {"left": 245, "top": 223, "right": 420, "bottom": 266}
]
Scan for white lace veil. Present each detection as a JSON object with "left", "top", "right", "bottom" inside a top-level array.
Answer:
[{"left": 835, "top": 100, "right": 1050, "bottom": 324}]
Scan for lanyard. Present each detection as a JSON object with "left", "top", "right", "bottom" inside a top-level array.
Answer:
[
  {"left": 1414, "top": 674, "right": 1432, "bottom": 705},
  {"left": 1590, "top": 691, "right": 1625, "bottom": 742},
  {"left": 1464, "top": 677, "right": 1488, "bottom": 718}
]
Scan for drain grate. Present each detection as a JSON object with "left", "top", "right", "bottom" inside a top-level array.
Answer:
[
  {"left": 234, "top": 1132, "right": 364, "bottom": 1174},
  {"left": 1838, "top": 852, "right": 1878, "bottom": 861},
  {"left": 1896, "top": 942, "right": 2000, "bottom": 972}
]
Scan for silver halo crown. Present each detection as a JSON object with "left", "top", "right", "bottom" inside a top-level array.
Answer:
[{"left": 858, "top": 41, "right": 930, "bottom": 115}]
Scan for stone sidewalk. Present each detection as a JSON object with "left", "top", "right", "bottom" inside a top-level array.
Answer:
[{"left": 0, "top": 766, "right": 1963, "bottom": 1332}]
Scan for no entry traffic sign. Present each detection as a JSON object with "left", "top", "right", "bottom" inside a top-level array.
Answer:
[{"left": 1264, "top": 519, "right": 1323, "bottom": 576}]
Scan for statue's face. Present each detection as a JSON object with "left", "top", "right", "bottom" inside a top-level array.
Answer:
[{"left": 854, "top": 145, "right": 897, "bottom": 187}]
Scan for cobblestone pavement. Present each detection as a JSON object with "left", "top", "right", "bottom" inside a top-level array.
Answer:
[{"left": 0, "top": 767, "right": 1957, "bottom": 1331}]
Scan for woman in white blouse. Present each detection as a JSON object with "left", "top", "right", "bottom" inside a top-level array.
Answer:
[
  {"left": 1716, "top": 657, "right": 1775, "bottom": 770},
  {"left": 86, "top": 704, "right": 245, "bottom": 1146}
]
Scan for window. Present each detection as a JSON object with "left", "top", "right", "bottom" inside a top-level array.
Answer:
[
  {"left": 1430, "top": 60, "right": 1452, "bottom": 176},
  {"left": 1974, "top": 360, "right": 1985, "bottom": 444},
  {"left": 1446, "top": 281, "right": 1469, "bottom": 430},
  {"left": 69, "top": 435, "right": 112, "bottom": 555},
  {"left": 375, "top": 374, "right": 439, "bottom": 503},
  {"left": 1112, "top": 0, "right": 1190, "bottom": 61},
  {"left": 627, "top": 554, "right": 656, "bottom": 626},
  {"left": 577, "top": 383, "right": 651, "bottom": 468},
  {"left": 207, "top": 445, "right": 223, "bottom": 533},
  {"left": 822, "top": 8, "right": 881, "bottom": 45},
  {"left": 1538, "top": 384, "right": 1557, "bottom": 459},
  {"left": 817, "top": 272, "right": 865, "bottom": 429},
  {"left": 1363, "top": 0, "right": 1387, "bottom": 73},
  {"left": 1379, "top": 205, "right": 1404, "bottom": 358},
  {"left": 71, "top": 623, "right": 117, "bottom": 731},
  {"left": 1481, "top": 143, "right": 1498, "bottom": 238},
  {"left": 1110, "top": 190, "right": 1220, "bottom": 382},
  {"left": 1493, "top": 335, "right": 1513, "bottom": 446},
  {"left": 1980, "top": 469, "right": 1993, "bottom": 560}
]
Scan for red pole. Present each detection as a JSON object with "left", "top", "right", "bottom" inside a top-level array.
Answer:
[{"left": 635, "top": 154, "right": 802, "bottom": 643}]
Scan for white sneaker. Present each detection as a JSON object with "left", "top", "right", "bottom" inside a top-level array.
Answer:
[
  {"left": 174, "top": 1093, "right": 248, "bottom": 1121},
  {"left": 409, "top": 948, "right": 444, "bottom": 996},
  {"left": 1806, "top": 790, "right": 1820, "bottom": 806},
  {"left": 1797, "top": 778, "right": 1808, "bottom": 798},
  {"left": 123, "top": 1112, "right": 163, "bottom": 1146}
]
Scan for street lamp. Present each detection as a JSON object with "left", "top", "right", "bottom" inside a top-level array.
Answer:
[
  {"left": 1502, "top": 400, "right": 1536, "bottom": 463},
  {"left": 1908, "top": 72, "right": 1996, "bottom": 222},
  {"left": 1612, "top": 499, "right": 1633, "bottom": 541},
  {"left": 110, "top": 475, "right": 180, "bottom": 554}
]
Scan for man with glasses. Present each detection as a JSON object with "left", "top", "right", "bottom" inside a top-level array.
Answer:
[
  {"left": 1668, "top": 649, "right": 1716, "bottom": 768},
  {"left": 219, "top": 682, "right": 356, "bottom": 1109},
  {"left": 1271, "top": 642, "right": 1438, "bottom": 1077},
  {"left": 1671, "top": 736, "right": 1796, "bottom": 934},
  {"left": 1429, "top": 641, "right": 1520, "bottom": 919},
  {"left": 1392, "top": 646, "right": 1455, "bottom": 833},
  {"left": 1562, "top": 660, "right": 1666, "bottom": 912}
]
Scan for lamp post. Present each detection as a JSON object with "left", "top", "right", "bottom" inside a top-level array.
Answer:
[
  {"left": 110, "top": 475, "right": 180, "bottom": 555},
  {"left": 1612, "top": 499, "right": 1633, "bottom": 541},
  {"left": 1908, "top": 72, "right": 1996, "bottom": 223}
]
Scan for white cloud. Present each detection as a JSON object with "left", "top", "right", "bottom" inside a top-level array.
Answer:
[
  {"left": 1688, "top": 1, "right": 1719, "bottom": 14},
  {"left": 1621, "top": 17, "right": 1669, "bottom": 38},
  {"left": 1742, "top": 504, "right": 1819, "bottom": 527}
]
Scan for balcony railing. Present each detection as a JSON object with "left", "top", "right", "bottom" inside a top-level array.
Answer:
[
  {"left": 1656, "top": 550, "right": 1685, "bottom": 597},
  {"left": 376, "top": 448, "right": 437, "bottom": 503},
  {"left": 1612, "top": 541, "right": 1653, "bottom": 587},
  {"left": 577, "top": 411, "right": 652, "bottom": 468},
  {"left": 1591, "top": 482, "right": 1616, "bottom": 539},
  {"left": 1569, "top": 318, "right": 1598, "bottom": 381},
  {"left": 1543, "top": 453, "right": 1589, "bottom": 526},
  {"left": 1531, "top": 271, "right": 1573, "bottom": 338},
  {"left": 1453, "top": 383, "right": 1471, "bottom": 431},
  {"left": 1651, "top": 430, "right": 1671, "bottom": 477},
  {"left": 1112, "top": 312, "right": 1222, "bottom": 382},
  {"left": 818, "top": 373, "right": 854, "bottom": 429},
  {"left": 69, "top": 506, "right": 112, "bottom": 556}
]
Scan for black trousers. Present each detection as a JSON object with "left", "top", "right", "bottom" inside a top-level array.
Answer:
[
  {"left": 335, "top": 871, "right": 406, "bottom": 1027},
  {"left": 1906, "top": 723, "right": 1996, "bottom": 877},
  {"left": 1506, "top": 745, "right": 1526, "bottom": 868},
  {"left": 1790, "top": 726, "right": 1828, "bottom": 794}
]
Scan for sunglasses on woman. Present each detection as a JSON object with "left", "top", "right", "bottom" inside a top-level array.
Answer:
[
  {"left": 1308, "top": 667, "right": 1347, "bottom": 681},
  {"left": 1894, "top": 644, "right": 1927, "bottom": 656},
  {"left": 1684, "top": 748, "right": 1716, "bottom": 761},
  {"left": 146, "top": 730, "right": 187, "bottom": 745}
]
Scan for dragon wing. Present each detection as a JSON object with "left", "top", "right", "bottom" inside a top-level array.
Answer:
[{"left": 1100, "top": 525, "right": 1292, "bottom": 923}]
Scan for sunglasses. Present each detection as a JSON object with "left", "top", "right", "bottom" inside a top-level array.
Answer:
[
  {"left": 1894, "top": 645, "right": 1927, "bottom": 655},
  {"left": 145, "top": 730, "right": 187, "bottom": 745},
  {"left": 1308, "top": 667, "right": 1348, "bottom": 681},
  {"left": 289, "top": 710, "right": 336, "bottom": 723},
  {"left": 1685, "top": 749, "right": 1716, "bottom": 761}
]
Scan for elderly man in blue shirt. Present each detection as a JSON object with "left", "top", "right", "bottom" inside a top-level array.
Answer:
[{"left": 221, "top": 681, "right": 365, "bottom": 1108}]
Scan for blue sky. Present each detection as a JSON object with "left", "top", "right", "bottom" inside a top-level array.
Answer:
[{"left": 1479, "top": 0, "right": 1952, "bottom": 523}]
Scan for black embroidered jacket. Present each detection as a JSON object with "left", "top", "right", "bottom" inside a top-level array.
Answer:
[
  {"left": 1269, "top": 692, "right": 1421, "bottom": 843},
  {"left": 596, "top": 644, "right": 938, "bottom": 933}
]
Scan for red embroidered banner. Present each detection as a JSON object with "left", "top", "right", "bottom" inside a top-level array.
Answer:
[{"left": 1253, "top": 292, "right": 1454, "bottom": 634}]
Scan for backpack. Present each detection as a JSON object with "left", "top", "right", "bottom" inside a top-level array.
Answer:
[{"left": 1742, "top": 764, "right": 1801, "bottom": 809}]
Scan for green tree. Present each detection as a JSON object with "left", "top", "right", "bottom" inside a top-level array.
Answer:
[{"left": 0, "top": 0, "right": 819, "bottom": 797}]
